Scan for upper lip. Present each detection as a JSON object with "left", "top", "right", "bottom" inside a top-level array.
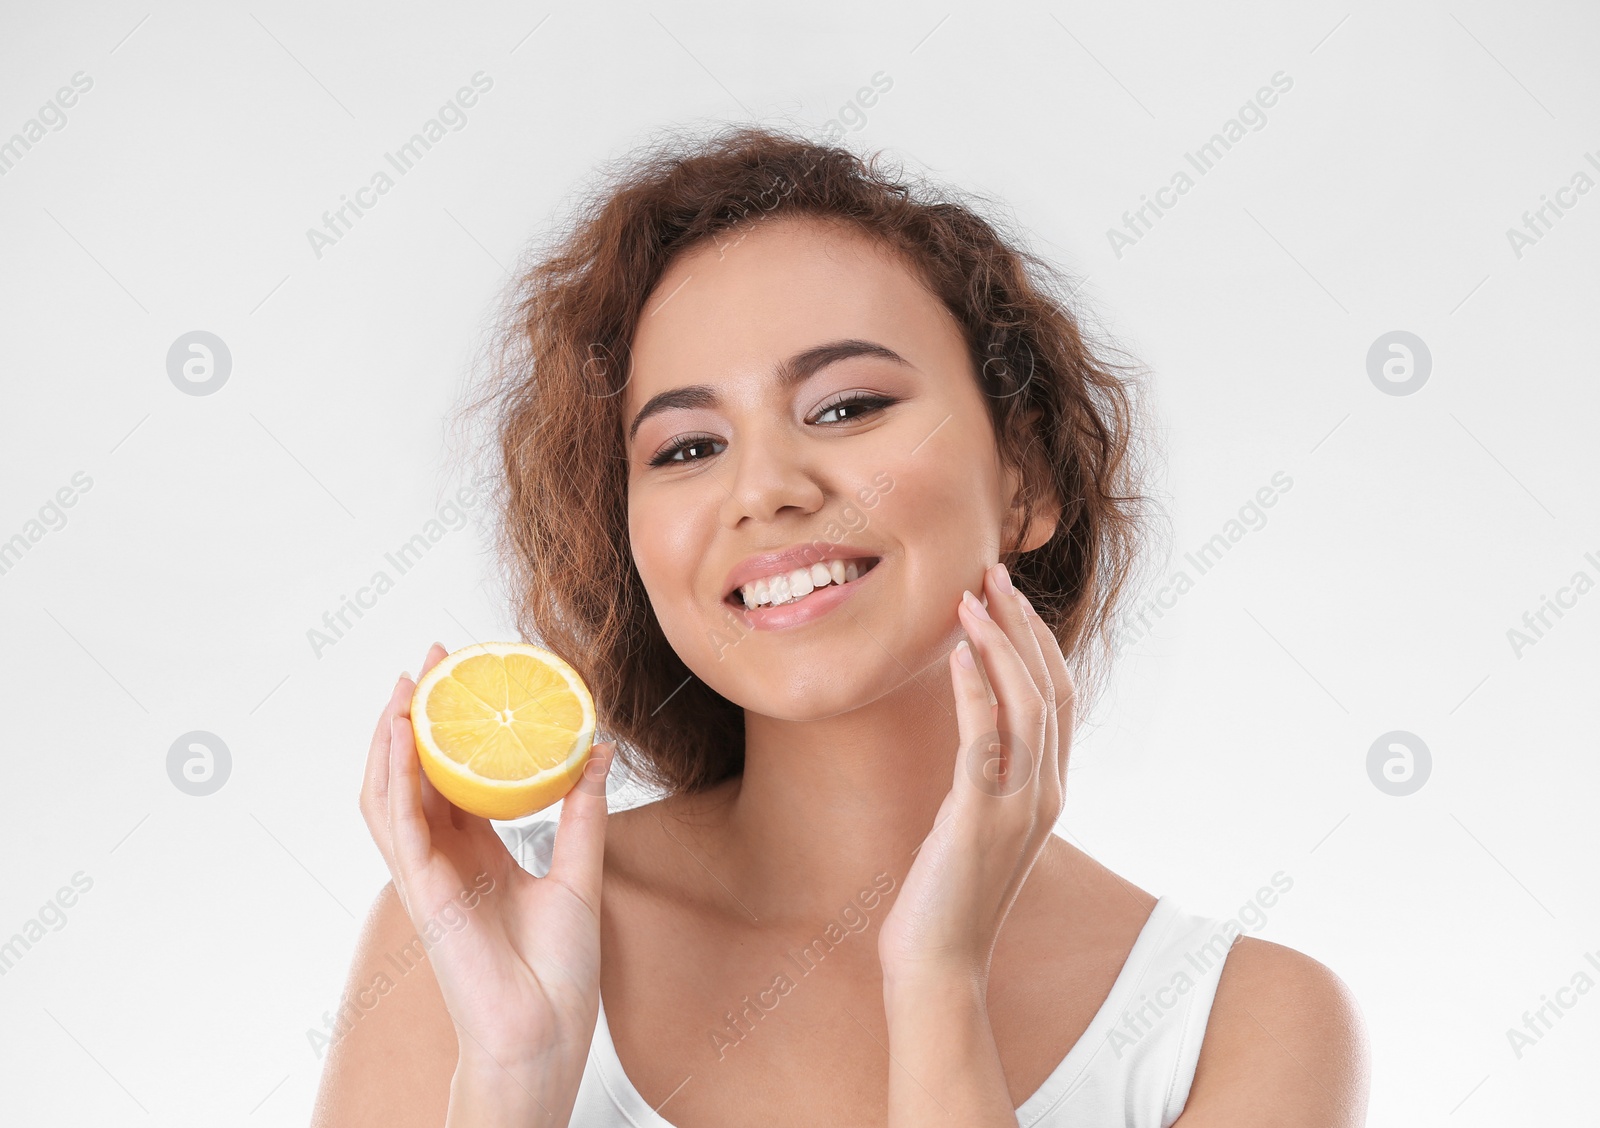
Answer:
[{"left": 723, "top": 544, "right": 882, "bottom": 600}]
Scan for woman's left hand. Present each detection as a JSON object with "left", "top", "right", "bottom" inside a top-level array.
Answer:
[{"left": 877, "top": 560, "right": 1075, "bottom": 992}]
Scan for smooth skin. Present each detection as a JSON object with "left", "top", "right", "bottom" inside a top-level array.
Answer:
[{"left": 314, "top": 216, "right": 1369, "bottom": 1127}]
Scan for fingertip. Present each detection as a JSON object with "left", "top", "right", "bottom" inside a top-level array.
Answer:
[
  {"left": 592, "top": 740, "right": 617, "bottom": 785},
  {"left": 566, "top": 740, "right": 615, "bottom": 803},
  {"left": 960, "top": 588, "right": 993, "bottom": 624}
]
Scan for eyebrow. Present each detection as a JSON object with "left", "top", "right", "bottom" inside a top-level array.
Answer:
[{"left": 626, "top": 338, "right": 912, "bottom": 447}]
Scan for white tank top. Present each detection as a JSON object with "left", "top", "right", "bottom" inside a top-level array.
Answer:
[{"left": 496, "top": 815, "right": 1237, "bottom": 1128}]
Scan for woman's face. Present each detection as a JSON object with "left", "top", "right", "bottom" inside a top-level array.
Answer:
[{"left": 622, "top": 215, "right": 1049, "bottom": 720}]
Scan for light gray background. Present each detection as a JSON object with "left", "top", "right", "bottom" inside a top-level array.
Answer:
[{"left": 2, "top": 1, "right": 1595, "bottom": 1124}]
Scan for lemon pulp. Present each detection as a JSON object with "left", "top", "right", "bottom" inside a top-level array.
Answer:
[{"left": 410, "top": 642, "right": 595, "bottom": 820}]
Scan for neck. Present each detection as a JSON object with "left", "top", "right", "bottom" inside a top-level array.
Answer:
[{"left": 686, "top": 655, "right": 963, "bottom": 927}]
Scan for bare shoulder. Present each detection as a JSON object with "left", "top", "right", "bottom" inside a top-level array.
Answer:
[
  {"left": 1028, "top": 833, "right": 1159, "bottom": 944},
  {"left": 1173, "top": 935, "right": 1371, "bottom": 1127}
]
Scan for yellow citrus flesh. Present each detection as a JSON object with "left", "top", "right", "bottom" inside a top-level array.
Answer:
[{"left": 410, "top": 642, "right": 595, "bottom": 821}]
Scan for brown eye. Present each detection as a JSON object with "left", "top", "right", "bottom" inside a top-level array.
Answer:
[
  {"left": 812, "top": 393, "right": 896, "bottom": 425},
  {"left": 649, "top": 434, "right": 724, "bottom": 467}
]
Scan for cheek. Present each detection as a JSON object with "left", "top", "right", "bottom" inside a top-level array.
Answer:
[
  {"left": 629, "top": 475, "right": 713, "bottom": 564},
  {"left": 628, "top": 486, "right": 722, "bottom": 642},
  {"left": 816, "top": 459, "right": 993, "bottom": 662},
  {"left": 875, "top": 442, "right": 1003, "bottom": 573},
  {"left": 627, "top": 497, "right": 682, "bottom": 617}
]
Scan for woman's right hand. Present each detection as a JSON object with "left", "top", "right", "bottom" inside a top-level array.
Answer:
[{"left": 359, "top": 642, "right": 615, "bottom": 1124}]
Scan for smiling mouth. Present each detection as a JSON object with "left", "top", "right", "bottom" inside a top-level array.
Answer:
[{"left": 726, "top": 556, "right": 882, "bottom": 611}]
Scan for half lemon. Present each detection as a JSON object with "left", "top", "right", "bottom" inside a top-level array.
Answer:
[{"left": 410, "top": 641, "right": 596, "bottom": 821}]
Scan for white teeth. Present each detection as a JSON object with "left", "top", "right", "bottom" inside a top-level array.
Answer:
[{"left": 736, "top": 557, "right": 875, "bottom": 608}]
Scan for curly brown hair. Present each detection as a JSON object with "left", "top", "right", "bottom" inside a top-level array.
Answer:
[{"left": 457, "top": 123, "right": 1156, "bottom": 798}]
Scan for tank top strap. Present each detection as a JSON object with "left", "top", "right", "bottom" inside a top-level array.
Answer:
[{"left": 1018, "top": 896, "right": 1240, "bottom": 1127}]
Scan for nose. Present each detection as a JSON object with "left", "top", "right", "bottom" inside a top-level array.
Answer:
[{"left": 718, "top": 427, "right": 826, "bottom": 528}]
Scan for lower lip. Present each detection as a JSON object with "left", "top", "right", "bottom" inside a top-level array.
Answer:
[{"left": 726, "top": 561, "right": 881, "bottom": 631}]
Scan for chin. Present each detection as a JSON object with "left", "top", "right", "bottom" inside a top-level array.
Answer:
[{"left": 725, "top": 666, "right": 888, "bottom": 722}]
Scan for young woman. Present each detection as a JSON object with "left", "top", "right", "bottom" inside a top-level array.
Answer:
[{"left": 315, "top": 127, "right": 1369, "bottom": 1127}]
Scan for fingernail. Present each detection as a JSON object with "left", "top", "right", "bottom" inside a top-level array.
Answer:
[
  {"left": 399, "top": 671, "right": 411, "bottom": 683},
  {"left": 962, "top": 589, "right": 992, "bottom": 622},
  {"left": 955, "top": 640, "right": 976, "bottom": 669},
  {"left": 991, "top": 562, "right": 1014, "bottom": 595}
]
